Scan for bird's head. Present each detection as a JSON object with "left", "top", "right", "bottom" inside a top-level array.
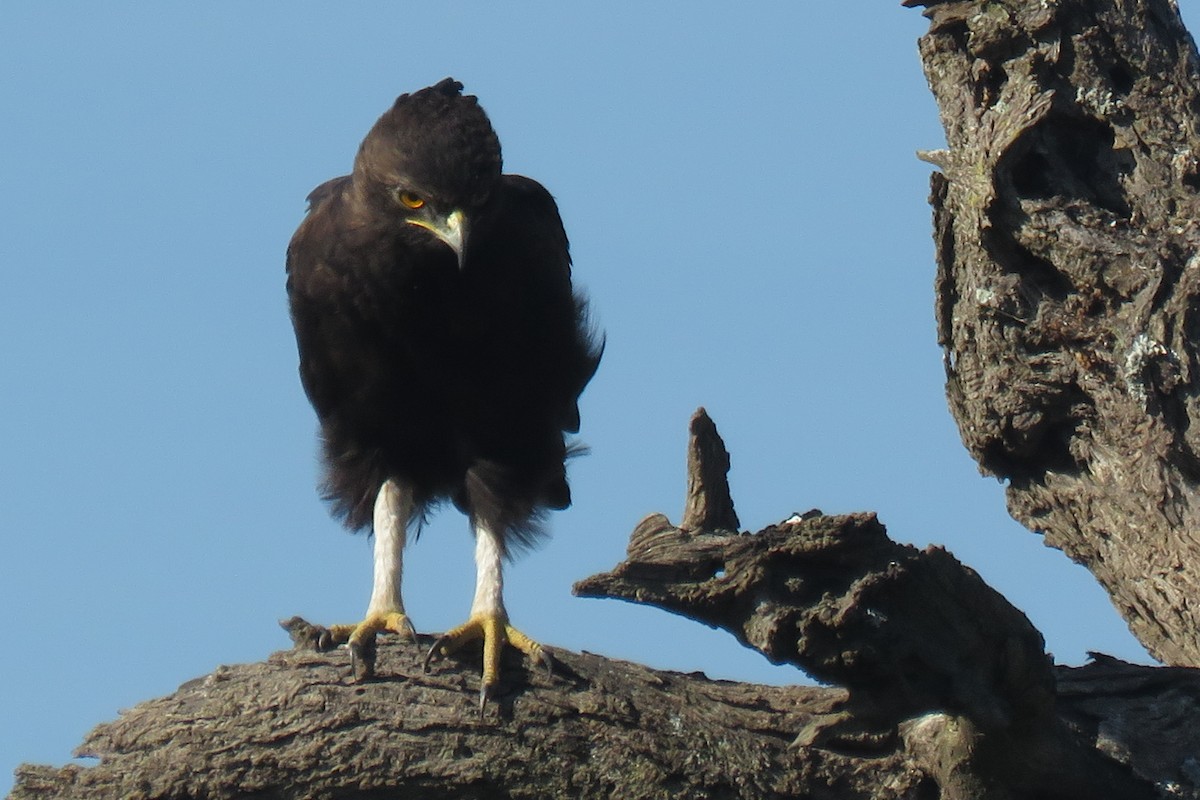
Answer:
[{"left": 353, "top": 78, "right": 502, "bottom": 269}]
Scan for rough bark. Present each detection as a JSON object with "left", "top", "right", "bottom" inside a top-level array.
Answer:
[
  {"left": 680, "top": 407, "right": 740, "bottom": 533},
  {"left": 9, "top": 412, "right": 1191, "bottom": 800},
  {"left": 14, "top": 637, "right": 1199, "bottom": 800},
  {"left": 911, "top": 0, "right": 1200, "bottom": 665},
  {"left": 10, "top": 640, "right": 848, "bottom": 800},
  {"left": 14, "top": 634, "right": 1200, "bottom": 799}
]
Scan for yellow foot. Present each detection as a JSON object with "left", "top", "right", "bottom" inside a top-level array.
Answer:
[
  {"left": 325, "top": 611, "right": 416, "bottom": 681},
  {"left": 423, "top": 615, "right": 553, "bottom": 716}
]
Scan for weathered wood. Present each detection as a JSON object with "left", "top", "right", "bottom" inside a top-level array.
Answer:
[
  {"left": 911, "top": 0, "right": 1200, "bottom": 665},
  {"left": 11, "top": 509, "right": 1184, "bottom": 800},
  {"left": 577, "top": 511, "right": 1055, "bottom": 729},
  {"left": 575, "top": 510, "right": 1150, "bottom": 799},
  {"left": 1055, "top": 653, "right": 1200, "bottom": 791},
  {"left": 680, "top": 407, "right": 740, "bottom": 533},
  {"left": 8, "top": 635, "right": 910, "bottom": 800},
  {"left": 8, "top": 408, "right": 1191, "bottom": 799}
]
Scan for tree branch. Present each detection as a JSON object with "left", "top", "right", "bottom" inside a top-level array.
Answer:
[
  {"left": 6, "top": 410, "right": 1189, "bottom": 799},
  {"left": 575, "top": 411, "right": 1151, "bottom": 799}
]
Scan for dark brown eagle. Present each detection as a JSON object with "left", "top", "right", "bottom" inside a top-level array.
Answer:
[{"left": 285, "top": 78, "right": 601, "bottom": 711}]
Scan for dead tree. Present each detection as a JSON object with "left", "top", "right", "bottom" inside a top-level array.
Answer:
[{"left": 13, "top": 0, "right": 1200, "bottom": 797}]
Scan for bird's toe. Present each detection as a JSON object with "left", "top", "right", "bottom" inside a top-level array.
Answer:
[
  {"left": 424, "top": 615, "right": 552, "bottom": 714},
  {"left": 318, "top": 611, "right": 416, "bottom": 681}
]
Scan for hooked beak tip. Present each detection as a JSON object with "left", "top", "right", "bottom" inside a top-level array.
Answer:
[
  {"left": 407, "top": 209, "right": 467, "bottom": 268},
  {"left": 444, "top": 209, "right": 467, "bottom": 269}
]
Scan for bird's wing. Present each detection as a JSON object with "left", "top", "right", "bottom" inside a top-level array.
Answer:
[
  {"left": 478, "top": 175, "right": 602, "bottom": 434},
  {"left": 285, "top": 175, "right": 360, "bottom": 419}
]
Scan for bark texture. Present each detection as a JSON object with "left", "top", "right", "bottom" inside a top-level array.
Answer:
[
  {"left": 8, "top": 412, "right": 1189, "bottom": 800},
  {"left": 913, "top": 0, "right": 1200, "bottom": 665},
  {"left": 11, "top": 641, "right": 847, "bottom": 800},
  {"left": 13, "top": 635, "right": 1200, "bottom": 799},
  {"left": 680, "top": 407, "right": 740, "bottom": 533}
]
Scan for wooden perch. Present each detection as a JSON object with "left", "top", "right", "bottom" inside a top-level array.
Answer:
[
  {"left": 11, "top": 639, "right": 839, "bottom": 800},
  {"left": 7, "top": 410, "right": 1194, "bottom": 799}
]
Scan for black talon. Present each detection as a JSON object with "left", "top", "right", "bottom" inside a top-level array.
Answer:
[
  {"left": 478, "top": 684, "right": 489, "bottom": 719},
  {"left": 531, "top": 646, "right": 554, "bottom": 680},
  {"left": 423, "top": 636, "right": 447, "bottom": 673}
]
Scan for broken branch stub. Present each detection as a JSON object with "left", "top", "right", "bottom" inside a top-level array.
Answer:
[
  {"left": 575, "top": 410, "right": 1054, "bottom": 734},
  {"left": 575, "top": 409, "right": 1156, "bottom": 798},
  {"left": 680, "top": 406, "right": 740, "bottom": 532},
  {"left": 576, "top": 511, "right": 1054, "bottom": 735}
]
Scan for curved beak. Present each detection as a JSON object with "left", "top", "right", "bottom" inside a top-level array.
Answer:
[{"left": 407, "top": 209, "right": 467, "bottom": 269}]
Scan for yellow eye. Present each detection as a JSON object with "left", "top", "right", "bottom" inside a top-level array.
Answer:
[{"left": 398, "top": 191, "right": 425, "bottom": 210}]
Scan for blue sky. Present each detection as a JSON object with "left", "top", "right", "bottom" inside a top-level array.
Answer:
[{"left": 3, "top": 3, "right": 1191, "bottom": 792}]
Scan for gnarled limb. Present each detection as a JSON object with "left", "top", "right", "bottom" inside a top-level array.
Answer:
[
  {"left": 5, "top": 411, "right": 1180, "bottom": 799},
  {"left": 576, "top": 410, "right": 1151, "bottom": 800}
]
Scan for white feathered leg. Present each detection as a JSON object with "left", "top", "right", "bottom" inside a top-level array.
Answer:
[
  {"left": 328, "top": 479, "right": 418, "bottom": 680},
  {"left": 424, "top": 519, "right": 553, "bottom": 715},
  {"left": 365, "top": 479, "right": 412, "bottom": 619}
]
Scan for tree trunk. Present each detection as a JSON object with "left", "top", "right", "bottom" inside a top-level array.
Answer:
[
  {"left": 914, "top": 0, "right": 1200, "bottom": 665},
  {"left": 13, "top": 0, "right": 1200, "bottom": 797}
]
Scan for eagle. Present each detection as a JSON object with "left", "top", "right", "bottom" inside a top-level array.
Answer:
[{"left": 285, "top": 78, "right": 601, "bottom": 711}]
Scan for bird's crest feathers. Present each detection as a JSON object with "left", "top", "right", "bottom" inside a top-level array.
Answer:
[{"left": 354, "top": 77, "right": 501, "bottom": 212}]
